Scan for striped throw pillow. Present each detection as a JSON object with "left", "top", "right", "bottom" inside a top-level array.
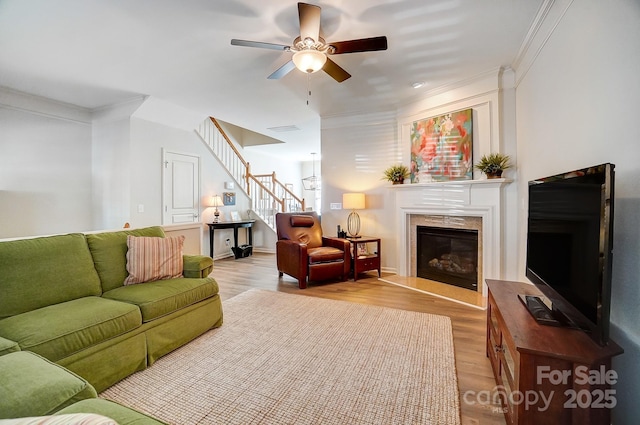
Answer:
[{"left": 124, "top": 235, "right": 185, "bottom": 285}]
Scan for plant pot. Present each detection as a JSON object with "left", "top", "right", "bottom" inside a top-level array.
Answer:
[
  {"left": 486, "top": 170, "right": 503, "bottom": 179},
  {"left": 392, "top": 180, "right": 404, "bottom": 185}
]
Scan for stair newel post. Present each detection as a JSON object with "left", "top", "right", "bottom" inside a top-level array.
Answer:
[
  {"left": 246, "top": 162, "right": 251, "bottom": 196},
  {"left": 270, "top": 172, "right": 275, "bottom": 194}
]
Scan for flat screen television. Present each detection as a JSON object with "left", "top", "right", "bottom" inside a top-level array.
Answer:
[{"left": 524, "top": 163, "right": 614, "bottom": 346}]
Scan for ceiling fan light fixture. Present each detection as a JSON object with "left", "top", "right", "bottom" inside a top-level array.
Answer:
[
  {"left": 230, "top": 3, "right": 386, "bottom": 82},
  {"left": 292, "top": 49, "right": 327, "bottom": 74}
]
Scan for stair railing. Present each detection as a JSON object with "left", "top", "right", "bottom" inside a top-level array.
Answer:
[
  {"left": 198, "top": 117, "right": 250, "bottom": 195},
  {"left": 253, "top": 172, "right": 305, "bottom": 213},
  {"left": 196, "top": 117, "right": 305, "bottom": 229}
]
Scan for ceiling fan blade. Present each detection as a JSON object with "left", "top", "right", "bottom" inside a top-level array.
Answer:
[
  {"left": 328, "top": 36, "right": 388, "bottom": 54},
  {"left": 231, "top": 39, "right": 290, "bottom": 51},
  {"left": 322, "top": 58, "right": 351, "bottom": 83},
  {"left": 268, "top": 61, "right": 296, "bottom": 80},
  {"left": 298, "top": 2, "right": 321, "bottom": 42}
]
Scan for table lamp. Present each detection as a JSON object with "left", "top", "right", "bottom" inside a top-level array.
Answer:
[
  {"left": 342, "top": 193, "right": 365, "bottom": 238},
  {"left": 211, "top": 195, "right": 224, "bottom": 223}
]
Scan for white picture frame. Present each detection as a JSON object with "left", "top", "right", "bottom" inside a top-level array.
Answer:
[{"left": 230, "top": 211, "right": 241, "bottom": 221}]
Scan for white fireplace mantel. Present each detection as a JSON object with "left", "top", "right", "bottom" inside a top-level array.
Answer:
[{"left": 392, "top": 178, "right": 511, "bottom": 297}]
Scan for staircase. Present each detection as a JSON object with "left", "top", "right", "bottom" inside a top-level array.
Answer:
[{"left": 196, "top": 117, "right": 305, "bottom": 230}]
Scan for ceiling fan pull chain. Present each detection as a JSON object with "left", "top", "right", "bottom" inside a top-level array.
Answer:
[{"left": 307, "top": 73, "right": 311, "bottom": 106}]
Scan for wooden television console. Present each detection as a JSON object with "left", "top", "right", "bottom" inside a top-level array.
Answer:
[{"left": 486, "top": 279, "right": 623, "bottom": 425}]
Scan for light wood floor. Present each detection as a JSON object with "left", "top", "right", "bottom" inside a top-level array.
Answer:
[{"left": 211, "top": 253, "right": 506, "bottom": 425}]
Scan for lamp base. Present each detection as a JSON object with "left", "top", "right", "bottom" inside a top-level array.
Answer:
[{"left": 347, "top": 210, "right": 361, "bottom": 238}]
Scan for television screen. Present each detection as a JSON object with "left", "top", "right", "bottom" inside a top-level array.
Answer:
[{"left": 525, "top": 163, "right": 614, "bottom": 346}]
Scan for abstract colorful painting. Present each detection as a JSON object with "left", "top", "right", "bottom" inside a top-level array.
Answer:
[{"left": 410, "top": 108, "right": 473, "bottom": 182}]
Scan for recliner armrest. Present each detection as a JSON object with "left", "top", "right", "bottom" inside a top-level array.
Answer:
[
  {"left": 276, "top": 240, "right": 308, "bottom": 259},
  {"left": 182, "top": 255, "right": 214, "bottom": 278},
  {"left": 276, "top": 240, "right": 308, "bottom": 277},
  {"left": 322, "top": 237, "right": 351, "bottom": 255},
  {"left": 322, "top": 237, "right": 352, "bottom": 278}
]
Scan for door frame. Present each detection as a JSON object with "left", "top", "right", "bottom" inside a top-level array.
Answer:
[{"left": 161, "top": 148, "right": 201, "bottom": 225}]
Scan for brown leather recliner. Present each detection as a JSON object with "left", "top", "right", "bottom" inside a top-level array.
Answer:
[{"left": 275, "top": 212, "right": 351, "bottom": 289}]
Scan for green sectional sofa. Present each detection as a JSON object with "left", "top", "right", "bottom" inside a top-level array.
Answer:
[
  {"left": 0, "top": 351, "right": 166, "bottom": 423},
  {"left": 0, "top": 225, "right": 223, "bottom": 394}
]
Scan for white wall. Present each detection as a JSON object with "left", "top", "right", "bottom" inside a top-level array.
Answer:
[
  {"left": 91, "top": 100, "right": 143, "bottom": 230},
  {"left": 321, "top": 111, "right": 400, "bottom": 263},
  {"left": 514, "top": 0, "right": 640, "bottom": 421},
  {"left": 0, "top": 92, "right": 93, "bottom": 237}
]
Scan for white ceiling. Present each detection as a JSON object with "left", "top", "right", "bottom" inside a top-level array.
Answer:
[{"left": 0, "top": 0, "right": 543, "bottom": 161}]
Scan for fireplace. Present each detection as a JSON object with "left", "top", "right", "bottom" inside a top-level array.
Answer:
[
  {"left": 392, "top": 179, "right": 510, "bottom": 300},
  {"left": 417, "top": 226, "right": 479, "bottom": 291}
]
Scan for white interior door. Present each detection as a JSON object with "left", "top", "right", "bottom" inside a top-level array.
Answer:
[{"left": 162, "top": 150, "right": 200, "bottom": 224}]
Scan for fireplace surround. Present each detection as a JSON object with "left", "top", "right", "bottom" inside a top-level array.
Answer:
[{"left": 393, "top": 179, "right": 509, "bottom": 298}]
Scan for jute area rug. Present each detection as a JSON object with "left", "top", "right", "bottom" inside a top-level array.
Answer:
[{"left": 101, "top": 289, "right": 461, "bottom": 424}]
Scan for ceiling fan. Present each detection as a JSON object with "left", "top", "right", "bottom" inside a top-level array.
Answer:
[{"left": 230, "top": 2, "right": 388, "bottom": 83}]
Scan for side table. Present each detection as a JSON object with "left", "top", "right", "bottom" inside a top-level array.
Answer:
[{"left": 346, "top": 236, "right": 381, "bottom": 281}]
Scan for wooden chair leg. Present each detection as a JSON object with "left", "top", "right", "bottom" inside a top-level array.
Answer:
[{"left": 298, "top": 278, "right": 307, "bottom": 289}]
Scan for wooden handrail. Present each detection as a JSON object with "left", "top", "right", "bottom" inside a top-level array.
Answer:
[{"left": 210, "top": 118, "right": 248, "bottom": 169}]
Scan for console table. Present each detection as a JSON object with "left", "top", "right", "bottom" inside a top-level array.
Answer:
[
  {"left": 207, "top": 220, "right": 255, "bottom": 259},
  {"left": 486, "top": 279, "right": 623, "bottom": 425}
]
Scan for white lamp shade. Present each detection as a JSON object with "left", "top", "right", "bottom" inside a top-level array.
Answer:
[
  {"left": 211, "top": 195, "right": 224, "bottom": 207},
  {"left": 343, "top": 193, "right": 365, "bottom": 210},
  {"left": 292, "top": 49, "right": 327, "bottom": 73}
]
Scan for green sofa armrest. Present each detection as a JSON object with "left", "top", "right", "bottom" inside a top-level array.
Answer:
[
  {"left": 0, "top": 352, "right": 97, "bottom": 419},
  {"left": 0, "top": 336, "right": 20, "bottom": 356},
  {"left": 182, "top": 255, "right": 213, "bottom": 278}
]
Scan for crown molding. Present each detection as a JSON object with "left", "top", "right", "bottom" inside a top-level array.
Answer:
[
  {"left": 91, "top": 96, "right": 147, "bottom": 123},
  {"left": 0, "top": 86, "right": 92, "bottom": 124},
  {"left": 512, "top": 0, "right": 575, "bottom": 87}
]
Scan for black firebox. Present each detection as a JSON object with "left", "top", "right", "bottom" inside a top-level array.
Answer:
[{"left": 416, "top": 226, "right": 478, "bottom": 290}]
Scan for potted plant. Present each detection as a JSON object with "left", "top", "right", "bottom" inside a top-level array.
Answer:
[
  {"left": 383, "top": 164, "right": 410, "bottom": 184},
  {"left": 474, "top": 153, "right": 511, "bottom": 179}
]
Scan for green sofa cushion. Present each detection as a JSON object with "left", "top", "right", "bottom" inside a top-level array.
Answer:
[
  {"left": 102, "top": 277, "right": 219, "bottom": 322},
  {"left": 0, "top": 335, "right": 20, "bottom": 356},
  {"left": 0, "top": 297, "right": 141, "bottom": 362},
  {"left": 57, "top": 399, "right": 167, "bottom": 425},
  {"left": 0, "top": 351, "right": 98, "bottom": 419},
  {"left": 86, "top": 226, "right": 166, "bottom": 293},
  {"left": 0, "top": 234, "right": 103, "bottom": 320}
]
